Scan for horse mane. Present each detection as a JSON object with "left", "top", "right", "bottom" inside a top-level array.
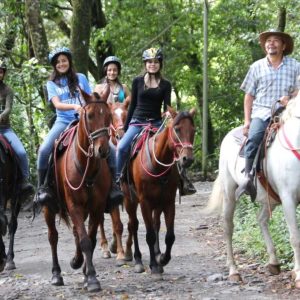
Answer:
[
  {"left": 173, "top": 111, "right": 194, "bottom": 126},
  {"left": 281, "top": 97, "right": 300, "bottom": 122}
]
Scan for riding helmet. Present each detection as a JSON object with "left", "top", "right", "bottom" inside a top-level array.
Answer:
[
  {"left": 48, "top": 47, "right": 72, "bottom": 65},
  {"left": 103, "top": 56, "right": 121, "bottom": 71}
]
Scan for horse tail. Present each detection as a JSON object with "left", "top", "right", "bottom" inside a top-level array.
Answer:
[
  {"left": 200, "top": 175, "right": 223, "bottom": 216},
  {"left": 60, "top": 208, "right": 71, "bottom": 228}
]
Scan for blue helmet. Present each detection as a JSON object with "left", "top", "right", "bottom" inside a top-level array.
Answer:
[
  {"left": 103, "top": 56, "right": 121, "bottom": 71},
  {"left": 48, "top": 47, "right": 72, "bottom": 64}
]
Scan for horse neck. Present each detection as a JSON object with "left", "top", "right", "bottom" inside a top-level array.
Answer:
[{"left": 149, "top": 127, "right": 174, "bottom": 166}]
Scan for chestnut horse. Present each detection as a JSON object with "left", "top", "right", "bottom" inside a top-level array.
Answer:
[
  {"left": 122, "top": 106, "right": 196, "bottom": 274},
  {"left": 0, "top": 135, "right": 26, "bottom": 272},
  {"left": 98, "top": 99, "right": 130, "bottom": 265},
  {"left": 43, "top": 92, "right": 111, "bottom": 292}
]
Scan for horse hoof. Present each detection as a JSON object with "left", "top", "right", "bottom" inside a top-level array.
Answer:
[
  {"left": 228, "top": 273, "right": 242, "bottom": 282},
  {"left": 295, "top": 280, "right": 300, "bottom": 289},
  {"left": 51, "top": 275, "right": 64, "bottom": 286},
  {"left": 5, "top": 260, "right": 16, "bottom": 270},
  {"left": 151, "top": 265, "right": 164, "bottom": 274},
  {"left": 267, "top": 263, "right": 281, "bottom": 275},
  {"left": 70, "top": 255, "right": 84, "bottom": 269},
  {"left": 124, "top": 250, "right": 133, "bottom": 261},
  {"left": 116, "top": 259, "right": 126, "bottom": 267},
  {"left": 134, "top": 264, "right": 145, "bottom": 273},
  {"left": 101, "top": 250, "right": 111, "bottom": 259},
  {"left": 0, "top": 260, "right": 6, "bottom": 272},
  {"left": 84, "top": 277, "right": 101, "bottom": 292},
  {"left": 109, "top": 242, "right": 117, "bottom": 254}
]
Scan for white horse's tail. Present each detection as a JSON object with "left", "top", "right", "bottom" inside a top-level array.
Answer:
[{"left": 200, "top": 175, "right": 223, "bottom": 216}]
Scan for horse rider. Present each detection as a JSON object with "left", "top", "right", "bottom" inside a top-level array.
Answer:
[
  {"left": 33, "top": 47, "right": 123, "bottom": 210},
  {"left": 0, "top": 60, "right": 34, "bottom": 195},
  {"left": 236, "top": 29, "right": 300, "bottom": 201},
  {"left": 94, "top": 55, "right": 131, "bottom": 104},
  {"left": 116, "top": 47, "right": 196, "bottom": 195}
]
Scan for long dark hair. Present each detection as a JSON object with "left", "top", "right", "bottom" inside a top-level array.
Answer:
[{"left": 49, "top": 54, "right": 78, "bottom": 96}]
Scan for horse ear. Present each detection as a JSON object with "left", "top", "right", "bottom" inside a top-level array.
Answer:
[
  {"left": 80, "top": 88, "right": 93, "bottom": 103},
  {"left": 92, "top": 92, "right": 101, "bottom": 101},
  {"left": 189, "top": 107, "right": 196, "bottom": 117},
  {"left": 167, "top": 106, "right": 177, "bottom": 119}
]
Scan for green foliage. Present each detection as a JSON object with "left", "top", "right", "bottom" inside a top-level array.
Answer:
[{"left": 233, "top": 197, "right": 297, "bottom": 269}]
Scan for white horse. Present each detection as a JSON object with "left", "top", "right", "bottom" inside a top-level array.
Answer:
[{"left": 203, "top": 97, "right": 300, "bottom": 288}]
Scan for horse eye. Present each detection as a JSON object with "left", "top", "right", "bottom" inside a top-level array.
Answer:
[{"left": 174, "top": 126, "right": 180, "bottom": 134}]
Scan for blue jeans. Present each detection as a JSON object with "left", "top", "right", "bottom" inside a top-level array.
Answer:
[
  {"left": 0, "top": 127, "right": 30, "bottom": 179},
  {"left": 244, "top": 117, "right": 270, "bottom": 159},
  {"left": 116, "top": 118, "right": 162, "bottom": 178},
  {"left": 37, "top": 120, "right": 116, "bottom": 174}
]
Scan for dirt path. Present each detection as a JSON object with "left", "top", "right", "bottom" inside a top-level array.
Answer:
[{"left": 0, "top": 182, "right": 298, "bottom": 299}]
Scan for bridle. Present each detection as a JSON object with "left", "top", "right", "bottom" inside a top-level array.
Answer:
[{"left": 64, "top": 101, "right": 111, "bottom": 190}]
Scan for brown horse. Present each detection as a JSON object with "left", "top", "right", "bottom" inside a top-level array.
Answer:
[
  {"left": 98, "top": 99, "right": 130, "bottom": 265},
  {"left": 122, "top": 106, "right": 196, "bottom": 274},
  {"left": 0, "top": 135, "right": 26, "bottom": 272},
  {"left": 43, "top": 92, "right": 112, "bottom": 292}
]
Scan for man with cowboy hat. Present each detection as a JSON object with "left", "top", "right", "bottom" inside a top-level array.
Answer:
[{"left": 236, "top": 29, "right": 300, "bottom": 201}]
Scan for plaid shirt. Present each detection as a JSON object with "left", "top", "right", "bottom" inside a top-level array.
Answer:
[{"left": 240, "top": 56, "right": 300, "bottom": 120}]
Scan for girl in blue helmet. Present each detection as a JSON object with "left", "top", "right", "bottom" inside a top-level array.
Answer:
[
  {"left": 94, "top": 56, "right": 130, "bottom": 104},
  {"left": 34, "top": 47, "right": 123, "bottom": 209}
]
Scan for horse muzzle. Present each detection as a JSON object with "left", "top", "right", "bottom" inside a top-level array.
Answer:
[{"left": 179, "top": 155, "right": 194, "bottom": 169}]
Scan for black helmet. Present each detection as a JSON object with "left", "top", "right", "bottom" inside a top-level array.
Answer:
[
  {"left": 103, "top": 56, "right": 121, "bottom": 71},
  {"left": 142, "top": 48, "right": 163, "bottom": 62},
  {"left": 0, "top": 59, "right": 7, "bottom": 71},
  {"left": 48, "top": 47, "right": 72, "bottom": 65}
]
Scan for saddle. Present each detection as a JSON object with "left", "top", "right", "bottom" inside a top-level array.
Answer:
[{"left": 0, "top": 134, "right": 14, "bottom": 164}]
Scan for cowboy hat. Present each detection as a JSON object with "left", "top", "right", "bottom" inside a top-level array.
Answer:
[{"left": 259, "top": 29, "right": 294, "bottom": 55}]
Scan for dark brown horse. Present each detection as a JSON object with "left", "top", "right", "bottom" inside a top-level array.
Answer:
[
  {"left": 0, "top": 135, "right": 25, "bottom": 272},
  {"left": 98, "top": 99, "right": 130, "bottom": 265},
  {"left": 122, "top": 106, "right": 196, "bottom": 274},
  {"left": 43, "top": 92, "right": 112, "bottom": 292}
]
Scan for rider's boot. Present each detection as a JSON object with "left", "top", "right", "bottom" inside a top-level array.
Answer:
[
  {"left": 33, "top": 169, "right": 54, "bottom": 210},
  {"left": 178, "top": 165, "right": 196, "bottom": 196},
  {"left": 235, "top": 158, "right": 257, "bottom": 202},
  {"left": 19, "top": 178, "right": 34, "bottom": 196},
  {"left": 105, "top": 165, "right": 124, "bottom": 213}
]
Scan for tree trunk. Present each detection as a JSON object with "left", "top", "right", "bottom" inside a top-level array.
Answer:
[
  {"left": 70, "top": 0, "right": 92, "bottom": 75},
  {"left": 25, "top": 0, "right": 49, "bottom": 64}
]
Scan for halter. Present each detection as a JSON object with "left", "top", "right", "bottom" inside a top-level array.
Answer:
[
  {"left": 64, "top": 101, "right": 110, "bottom": 190},
  {"left": 140, "top": 114, "right": 194, "bottom": 177}
]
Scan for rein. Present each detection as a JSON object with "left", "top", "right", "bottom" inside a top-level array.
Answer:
[
  {"left": 64, "top": 102, "right": 110, "bottom": 190},
  {"left": 278, "top": 124, "right": 300, "bottom": 160},
  {"left": 140, "top": 116, "right": 194, "bottom": 178}
]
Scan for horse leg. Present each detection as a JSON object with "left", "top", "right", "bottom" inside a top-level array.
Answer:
[
  {"left": 5, "top": 199, "right": 21, "bottom": 270},
  {"left": 0, "top": 236, "right": 6, "bottom": 272},
  {"left": 156, "top": 203, "right": 175, "bottom": 270},
  {"left": 140, "top": 201, "right": 161, "bottom": 275},
  {"left": 69, "top": 207, "right": 100, "bottom": 292},
  {"left": 257, "top": 201, "right": 280, "bottom": 275},
  {"left": 44, "top": 207, "right": 64, "bottom": 286},
  {"left": 124, "top": 197, "right": 143, "bottom": 271},
  {"left": 153, "top": 209, "right": 161, "bottom": 258},
  {"left": 281, "top": 197, "right": 300, "bottom": 289},
  {"left": 98, "top": 214, "right": 111, "bottom": 259},
  {"left": 70, "top": 225, "right": 84, "bottom": 269},
  {"left": 110, "top": 206, "right": 126, "bottom": 266},
  {"left": 223, "top": 187, "right": 242, "bottom": 282}
]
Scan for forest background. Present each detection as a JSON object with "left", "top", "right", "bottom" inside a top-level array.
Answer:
[
  {"left": 1, "top": 0, "right": 299, "bottom": 181},
  {"left": 1, "top": 0, "right": 300, "bottom": 269}
]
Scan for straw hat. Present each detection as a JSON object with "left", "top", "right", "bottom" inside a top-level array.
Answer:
[{"left": 259, "top": 29, "right": 294, "bottom": 55}]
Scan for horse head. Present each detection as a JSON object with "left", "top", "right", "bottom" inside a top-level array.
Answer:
[
  {"left": 109, "top": 98, "right": 130, "bottom": 144},
  {"left": 78, "top": 92, "right": 111, "bottom": 159},
  {"left": 168, "top": 106, "right": 196, "bottom": 168}
]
